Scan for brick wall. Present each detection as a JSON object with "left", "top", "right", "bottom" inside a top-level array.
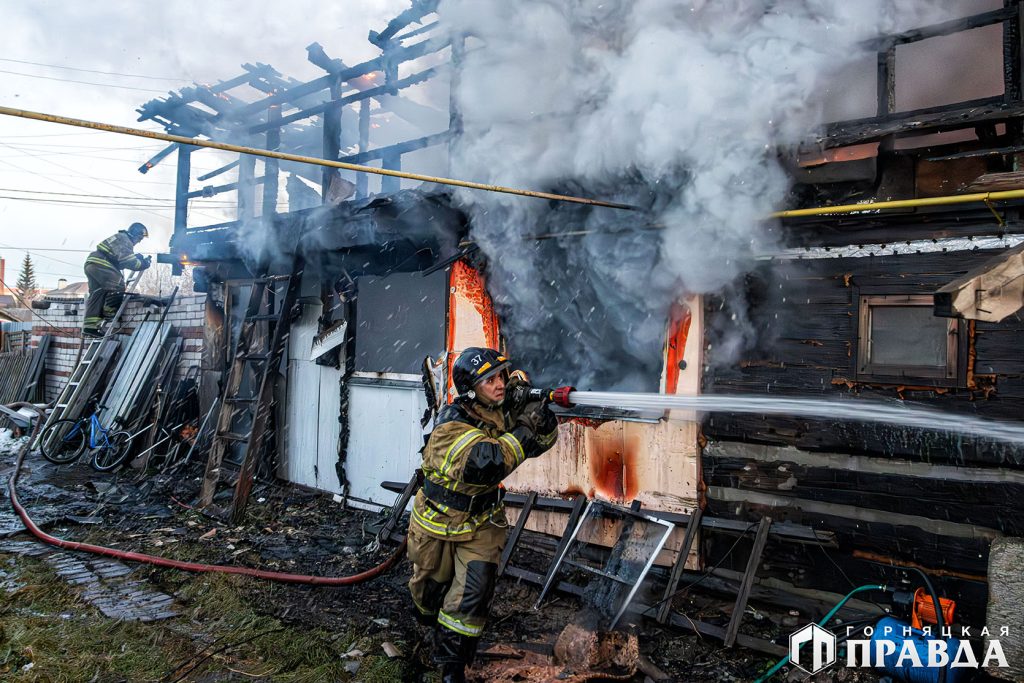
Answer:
[{"left": 30, "top": 294, "right": 207, "bottom": 403}]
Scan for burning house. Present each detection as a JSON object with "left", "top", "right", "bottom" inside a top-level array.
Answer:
[
  {"left": 20, "top": 0, "right": 1008, "bottom": 676},
  {"left": 701, "top": 1, "right": 1024, "bottom": 627}
]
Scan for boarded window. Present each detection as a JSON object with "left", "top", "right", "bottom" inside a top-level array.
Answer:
[
  {"left": 857, "top": 294, "right": 959, "bottom": 382},
  {"left": 353, "top": 270, "right": 447, "bottom": 374}
]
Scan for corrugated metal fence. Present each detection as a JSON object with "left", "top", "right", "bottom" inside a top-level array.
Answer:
[
  {"left": 0, "top": 330, "right": 50, "bottom": 408},
  {"left": 1, "top": 321, "right": 33, "bottom": 352}
]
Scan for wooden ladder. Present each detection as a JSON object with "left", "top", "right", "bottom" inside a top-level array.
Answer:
[
  {"left": 199, "top": 264, "right": 303, "bottom": 522},
  {"left": 34, "top": 271, "right": 143, "bottom": 451}
]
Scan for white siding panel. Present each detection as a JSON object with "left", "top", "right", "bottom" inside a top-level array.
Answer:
[
  {"left": 346, "top": 384, "right": 426, "bottom": 507},
  {"left": 282, "top": 286, "right": 334, "bottom": 489},
  {"left": 316, "top": 364, "right": 343, "bottom": 493},
  {"left": 283, "top": 359, "right": 321, "bottom": 489}
]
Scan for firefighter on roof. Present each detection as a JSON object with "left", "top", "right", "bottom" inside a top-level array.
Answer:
[
  {"left": 83, "top": 222, "right": 150, "bottom": 338},
  {"left": 408, "top": 347, "right": 559, "bottom": 683}
]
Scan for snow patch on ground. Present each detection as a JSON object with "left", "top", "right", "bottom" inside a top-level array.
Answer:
[{"left": 0, "top": 428, "right": 28, "bottom": 453}]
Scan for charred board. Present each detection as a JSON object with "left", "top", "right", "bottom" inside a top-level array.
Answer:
[
  {"left": 704, "top": 451, "right": 1024, "bottom": 536},
  {"left": 705, "top": 248, "right": 1024, "bottom": 466},
  {"left": 703, "top": 246, "right": 1024, "bottom": 622}
]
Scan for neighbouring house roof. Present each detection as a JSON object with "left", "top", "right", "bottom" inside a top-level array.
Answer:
[
  {"left": 41, "top": 281, "right": 89, "bottom": 302},
  {"left": 0, "top": 308, "right": 33, "bottom": 322}
]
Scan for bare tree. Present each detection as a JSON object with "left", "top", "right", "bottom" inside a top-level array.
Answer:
[{"left": 136, "top": 263, "right": 195, "bottom": 297}]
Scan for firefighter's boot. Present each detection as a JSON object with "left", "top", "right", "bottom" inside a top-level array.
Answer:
[
  {"left": 435, "top": 629, "right": 478, "bottom": 683},
  {"left": 440, "top": 663, "right": 466, "bottom": 683}
]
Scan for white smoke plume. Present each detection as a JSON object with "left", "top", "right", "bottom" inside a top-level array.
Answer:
[{"left": 438, "top": 0, "right": 947, "bottom": 390}]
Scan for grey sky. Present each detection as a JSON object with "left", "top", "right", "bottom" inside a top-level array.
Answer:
[{"left": 0, "top": 0, "right": 406, "bottom": 288}]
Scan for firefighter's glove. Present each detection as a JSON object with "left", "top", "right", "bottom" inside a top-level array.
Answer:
[
  {"left": 504, "top": 376, "right": 532, "bottom": 415},
  {"left": 516, "top": 400, "right": 557, "bottom": 436},
  {"left": 141, "top": 255, "right": 152, "bottom": 269}
]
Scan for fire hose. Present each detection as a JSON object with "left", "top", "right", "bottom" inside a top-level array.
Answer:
[{"left": 5, "top": 402, "right": 406, "bottom": 585}]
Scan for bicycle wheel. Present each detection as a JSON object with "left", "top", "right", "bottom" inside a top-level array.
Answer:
[
  {"left": 91, "top": 430, "right": 133, "bottom": 472},
  {"left": 40, "top": 419, "right": 88, "bottom": 464}
]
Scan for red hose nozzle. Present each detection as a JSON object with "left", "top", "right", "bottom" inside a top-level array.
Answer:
[{"left": 550, "top": 386, "right": 575, "bottom": 408}]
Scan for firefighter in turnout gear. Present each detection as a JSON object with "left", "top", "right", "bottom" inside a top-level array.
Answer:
[
  {"left": 408, "top": 347, "right": 559, "bottom": 682},
  {"left": 83, "top": 222, "right": 150, "bottom": 337}
]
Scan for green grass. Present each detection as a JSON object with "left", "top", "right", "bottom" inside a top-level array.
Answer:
[
  {"left": 0, "top": 554, "right": 416, "bottom": 682},
  {"left": 0, "top": 557, "right": 193, "bottom": 681}
]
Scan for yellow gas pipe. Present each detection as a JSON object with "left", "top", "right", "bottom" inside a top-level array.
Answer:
[
  {"left": 0, "top": 105, "right": 638, "bottom": 211},
  {"left": 772, "top": 190, "right": 1024, "bottom": 221},
  {"left": 3, "top": 104, "right": 1023, "bottom": 220}
]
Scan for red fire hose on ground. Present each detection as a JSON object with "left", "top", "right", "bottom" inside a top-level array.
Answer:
[{"left": 5, "top": 402, "right": 406, "bottom": 586}]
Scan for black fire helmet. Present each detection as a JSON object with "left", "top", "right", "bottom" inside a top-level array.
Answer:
[
  {"left": 126, "top": 222, "right": 149, "bottom": 241},
  {"left": 452, "top": 347, "right": 510, "bottom": 399}
]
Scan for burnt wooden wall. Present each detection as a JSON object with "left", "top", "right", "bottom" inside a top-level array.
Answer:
[{"left": 702, "top": 247, "right": 1024, "bottom": 623}]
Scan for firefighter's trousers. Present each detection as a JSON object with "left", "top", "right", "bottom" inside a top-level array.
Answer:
[
  {"left": 408, "top": 519, "right": 506, "bottom": 641},
  {"left": 83, "top": 262, "right": 125, "bottom": 330}
]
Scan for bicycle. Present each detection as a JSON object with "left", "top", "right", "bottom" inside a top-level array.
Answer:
[{"left": 40, "top": 400, "right": 132, "bottom": 471}]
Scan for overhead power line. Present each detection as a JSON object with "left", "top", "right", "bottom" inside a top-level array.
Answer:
[
  {"left": 0, "top": 195, "right": 177, "bottom": 207},
  {"left": 0, "top": 194, "right": 236, "bottom": 208},
  {"left": 0, "top": 169, "right": 197, "bottom": 186},
  {"left": 0, "top": 145, "right": 229, "bottom": 174},
  {"left": 0, "top": 150, "right": 172, "bottom": 221},
  {"left": 0, "top": 131, "right": 105, "bottom": 139},
  {"left": 0, "top": 242, "right": 80, "bottom": 267},
  {"left": 0, "top": 68, "right": 171, "bottom": 93},
  {"left": 0, "top": 246, "right": 92, "bottom": 253},
  {"left": 0, "top": 105, "right": 642, "bottom": 212},
  {"left": 0, "top": 186, "right": 212, "bottom": 201},
  {"left": 0, "top": 56, "right": 191, "bottom": 82},
  {"left": 0, "top": 142, "right": 227, "bottom": 222},
  {"left": 1, "top": 141, "right": 166, "bottom": 150},
  {"left": 0, "top": 151, "right": 175, "bottom": 164},
  {"left": 0, "top": 245, "right": 160, "bottom": 254}
]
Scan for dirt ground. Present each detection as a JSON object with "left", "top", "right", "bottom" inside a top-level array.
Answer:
[{"left": 0, "top": 433, "right": 883, "bottom": 682}]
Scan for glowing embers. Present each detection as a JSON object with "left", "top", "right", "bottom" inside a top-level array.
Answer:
[{"left": 535, "top": 500, "right": 673, "bottom": 629}]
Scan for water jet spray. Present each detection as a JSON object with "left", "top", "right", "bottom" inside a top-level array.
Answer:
[{"left": 557, "top": 391, "right": 1024, "bottom": 445}]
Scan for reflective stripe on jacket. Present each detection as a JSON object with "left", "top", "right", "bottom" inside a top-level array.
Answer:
[
  {"left": 412, "top": 400, "right": 558, "bottom": 539},
  {"left": 87, "top": 231, "right": 146, "bottom": 271}
]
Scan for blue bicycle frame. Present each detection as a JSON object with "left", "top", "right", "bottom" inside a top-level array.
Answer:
[{"left": 63, "top": 412, "right": 116, "bottom": 450}]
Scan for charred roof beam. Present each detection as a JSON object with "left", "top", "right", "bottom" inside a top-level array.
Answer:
[
  {"left": 863, "top": 6, "right": 1016, "bottom": 51},
  {"left": 190, "top": 86, "right": 246, "bottom": 116},
  {"left": 818, "top": 5, "right": 1024, "bottom": 147},
  {"left": 197, "top": 159, "right": 240, "bottom": 182},
  {"left": 186, "top": 175, "right": 267, "bottom": 199},
  {"left": 243, "top": 65, "right": 298, "bottom": 94},
  {"left": 392, "top": 20, "right": 439, "bottom": 44},
  {"left": 138, "top": 143, "right": 178, "bottom": 174},
  {"left": 247, "top": 64, "right": 442, "bottom": 135},
  {"left": 337, "top": 130, "right": 452, "bottom": 165},
  {"left": 135, "top": 99, "right": 219, "bottom": 135},
  {"left": 367, "top": 0, "right": 439, "bottom": 48},
  {"left": 214, "top": 63, "right": 281, "bottom": 93},
  {"left": 228, "top": 34, "right": 450, "bottom": 122},
  {"left": 817, "top": 97, "right": 1024, "bottom": 148}
]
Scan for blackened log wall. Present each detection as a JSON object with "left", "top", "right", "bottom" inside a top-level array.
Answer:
[{"left": 702, "top": 247, "right": 1024, "bottom": 623}]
